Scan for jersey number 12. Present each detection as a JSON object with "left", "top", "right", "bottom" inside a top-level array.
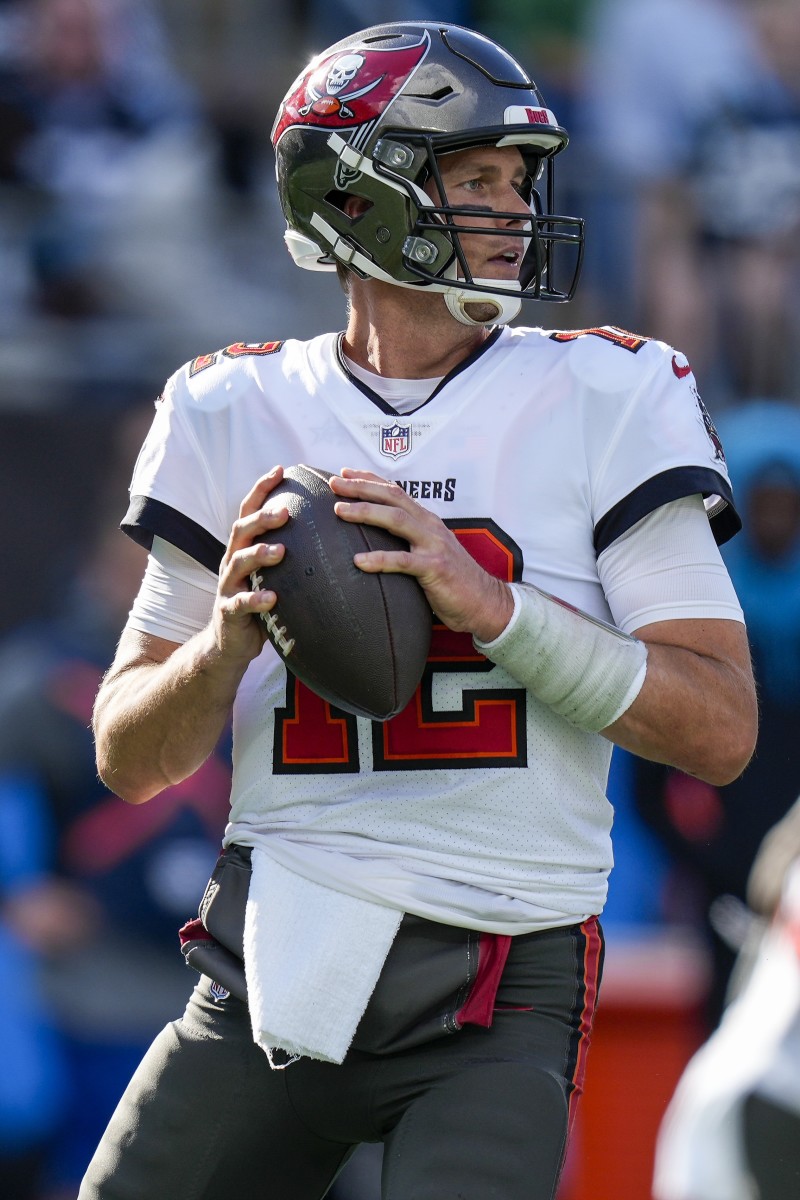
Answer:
[{"left": 272, "top": 520, "right": 528, "bottom": 773}]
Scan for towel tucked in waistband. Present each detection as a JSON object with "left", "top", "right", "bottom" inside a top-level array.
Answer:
[{"left": 244, "top": 846, "right": 403, "bottom": 1068}]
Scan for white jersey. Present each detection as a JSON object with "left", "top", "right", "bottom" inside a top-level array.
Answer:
[{"left": 125, "top": 324, "right": 739, "bottom": 933}]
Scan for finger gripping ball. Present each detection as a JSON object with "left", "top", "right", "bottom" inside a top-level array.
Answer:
[{"left": 250, "top": 464, "right": 432, "bottom": 721}]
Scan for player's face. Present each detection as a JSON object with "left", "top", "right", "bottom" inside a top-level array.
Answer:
[{"left": 427, "top": 145, "right": 532, "bottom": 281}]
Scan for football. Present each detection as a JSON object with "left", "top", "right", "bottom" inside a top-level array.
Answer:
[{"left": 250, "top": 464, "right": 432, "bottom": 721}]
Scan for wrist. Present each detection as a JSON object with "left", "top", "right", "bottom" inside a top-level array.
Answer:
[
  {"left": 475, "top": 582, "right": 648, "bottom": 733},
  {"left": 470, "top": 579, "right": 516, "bottom": 644},
  {"left": 199, "top": 623, "right": 259, "bottom": 690}
]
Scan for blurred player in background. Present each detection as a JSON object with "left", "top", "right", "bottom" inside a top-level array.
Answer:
[
  {"left": 653, "top": 795, "right": 800, "bottom": 1200},
  {"left": 79, "top": 20, "right": 756, "bottom": 1200}
]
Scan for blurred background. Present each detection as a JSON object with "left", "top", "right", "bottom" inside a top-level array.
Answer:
[{"left": 1, "top": 1, "right": 799, "bottom": 1197}]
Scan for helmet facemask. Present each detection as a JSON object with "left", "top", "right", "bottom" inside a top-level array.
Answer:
[{"left": 393, "top": 136, "right": 580, "bottom": 325}]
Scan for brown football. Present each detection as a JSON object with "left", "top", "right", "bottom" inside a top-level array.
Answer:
[{"left": 250, "top": 464, "right": 432, "bottom": 721}]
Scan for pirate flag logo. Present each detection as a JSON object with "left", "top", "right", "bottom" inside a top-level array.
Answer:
[
  {"left": 272, "top": 32, "right": 430, "bottom": 145},
  {"left": 300, "top": 54, "right": 382, "bottom": 121}
]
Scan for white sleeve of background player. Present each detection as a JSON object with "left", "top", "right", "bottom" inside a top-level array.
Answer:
[
  {"left": 127, "top": 536, "right": 217, "bottom": 643},
  {"left": 598, "top": 495, "right": 744, "bottom": 635}
]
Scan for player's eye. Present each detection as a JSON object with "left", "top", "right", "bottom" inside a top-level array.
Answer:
[{"left": 513, "top": 177, "right": 533, "bottom": 203}]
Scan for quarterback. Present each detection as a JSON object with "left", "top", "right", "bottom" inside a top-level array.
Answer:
[{"left": 81, "top": 21, "right": 757, "bottom": 1200}]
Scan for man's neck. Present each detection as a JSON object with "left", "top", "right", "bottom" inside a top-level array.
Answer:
[{"left": 342, "top": 278, "right": 493, "bottom": 380}]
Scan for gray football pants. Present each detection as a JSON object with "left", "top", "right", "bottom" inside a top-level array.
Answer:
[{"left": 79, "top": 916, "right": 603, "bottom": 1200}]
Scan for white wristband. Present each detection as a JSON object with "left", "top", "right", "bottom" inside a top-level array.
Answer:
[{"left": 475, "top": 583, "right": 648, "bottom": 733}]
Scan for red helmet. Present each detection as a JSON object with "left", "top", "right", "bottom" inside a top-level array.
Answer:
[{"left": 272, "top": 22, "right": 584, "bottom": 325}]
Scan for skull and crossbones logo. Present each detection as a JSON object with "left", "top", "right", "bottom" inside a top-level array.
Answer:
[{"left": 299, "top": 53, "right": 384, "bottom": 119}]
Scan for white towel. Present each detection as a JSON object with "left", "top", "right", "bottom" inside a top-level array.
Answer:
[{"left": 243, "top": 846, "right": 402, "bottom": 1067}]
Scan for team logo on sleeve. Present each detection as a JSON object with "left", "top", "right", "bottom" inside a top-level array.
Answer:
[
  {"left": 672, "top": 353, "right": 692, "bottom": 380},
  {"left": 694, "top": 390, "right": 726, "bottom": 463},
  {"left": 381, "top": 423, "right": 412, "bottom": 459}
]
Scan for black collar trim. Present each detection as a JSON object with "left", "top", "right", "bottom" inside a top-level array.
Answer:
[{"left": 335, "top": 327, "right": 503, "bottom": 416}]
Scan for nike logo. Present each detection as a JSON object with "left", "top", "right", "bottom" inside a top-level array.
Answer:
[{"left": 672, "top": 354, "right": 692, "bottom": 379}]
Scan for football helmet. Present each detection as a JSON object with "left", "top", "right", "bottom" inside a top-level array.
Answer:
[{"left": 271, "top": 22, "right": 584, "bottom": 325}]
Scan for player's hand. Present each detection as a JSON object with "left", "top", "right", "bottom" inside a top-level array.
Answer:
[
  {"left": 215, "top": 467, "right": 288, "bottom": 662},
  {"left": 330, "top": 468, "right": 514, "bottom": 641}
]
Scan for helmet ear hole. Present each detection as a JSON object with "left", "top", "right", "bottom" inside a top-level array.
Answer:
[{"left": 326, "top": 191, "right": 374, "bottom": 221}]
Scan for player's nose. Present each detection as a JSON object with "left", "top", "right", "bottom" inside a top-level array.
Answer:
[{"left": 503, "top": 183, "right": 531, "bottom": 223}]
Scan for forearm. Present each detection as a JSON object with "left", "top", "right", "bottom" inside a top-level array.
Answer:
[
  {"left": 477, "top": 585, "right": 756, "bottom": 787},
  {"left": 93, "top": 626, "right": 251, "bottom": 804},
  {"left": 603, "top": 631, "right": 757, "bottom": 785}
]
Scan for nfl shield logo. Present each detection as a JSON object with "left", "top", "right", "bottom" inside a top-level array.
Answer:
[
  {"left": 380, "top": 423, "right": 412, "bottom": 459},
  {"left": 209, "top": 979, "right": 230, "bottom": 1004}
]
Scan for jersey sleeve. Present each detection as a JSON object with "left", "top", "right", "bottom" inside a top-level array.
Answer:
[
  {"left": 586, "top": 343, "right": 739, "bottom": 555},
  {"left": 121, "top": 368, "right": 229, "bottom": 573},
  {"left": 597, "top": 495, "right": 743, "bottom": 634}
]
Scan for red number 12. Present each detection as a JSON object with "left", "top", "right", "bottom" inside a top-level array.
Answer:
[{"left": 273, "top": 519, "right": 526, "bottom": 774}]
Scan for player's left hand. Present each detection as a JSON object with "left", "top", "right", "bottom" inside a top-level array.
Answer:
[{"left": 330, "top": 468, "right": 514, "bottom": 642}]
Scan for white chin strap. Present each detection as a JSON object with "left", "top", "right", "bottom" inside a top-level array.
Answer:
[{"left": 444, "top": 280, "right": 522, "bottom": 327}]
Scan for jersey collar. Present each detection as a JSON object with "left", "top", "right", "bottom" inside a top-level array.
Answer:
[{"left": 334, "top": 328, "right": 503, "bottom": 416}]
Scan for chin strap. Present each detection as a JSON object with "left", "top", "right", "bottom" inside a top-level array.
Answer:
[{"left": 444, "top": 281, "right": 522, "bottom": 326}]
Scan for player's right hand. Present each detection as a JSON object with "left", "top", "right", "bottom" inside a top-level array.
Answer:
[{"left": 215, "top": 467, "right": 288, "bottom": 663}]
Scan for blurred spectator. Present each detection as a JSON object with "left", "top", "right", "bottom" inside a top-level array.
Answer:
[
  {"left": 0, "top": 0, "right": 201, "bottom": 320},
  {"left": 302, "top": 1, "right": 474, "bottom": 48},
  {"left": 580, "top": 0, "right": 800, "bottom": 406},
  {"left": 719, "top": 402, "right": 800, "bottom": 706},
  {"left": 475, "top": 1, "right": 591, "bottom": 114},
  {"left": 0, "top": 776, "right": 77, "bottom": 1199},
  {"left": 580, "top": 0, "right": 756, "bottom": 189},
  {"left": 0, "top": 1, "right": 356, "bottom": 411},
  {"left": 652, "top": 796, "right": 800, "bottom": 1200},
  {"left": 633, "top": 400, "right": 800, "bottom": 1025},
  {"left": 0, "top": 406, "right": 231, "bottom": 1197}
]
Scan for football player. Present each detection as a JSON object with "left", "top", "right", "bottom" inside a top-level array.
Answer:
[{"left": 81, "top": 21, "right": 757, "bottom": 1200}]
